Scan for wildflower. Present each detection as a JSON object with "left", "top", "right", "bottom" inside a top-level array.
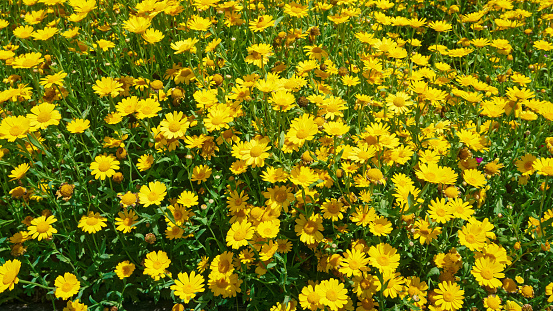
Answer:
[
  {"left": 78, "top": 212, "right": 107, "bottom": 234},
  {"left": 245, "top": 44, "right": 273, "bottom": 68},
  {"left": 11, "top": 52, "right": 44, "bottom": 68},
  {"left": 115, "top": 261, "right": 135, "bottom": 279},
  {"left": 249, "top": 15, "right": 274, "bottom": 32},
  {"left": 28, "top": 215, "right": 57, "bottom": 240},
  {"left": 171, "top": 38, "right": 199, "bottom": 54},
  {"left": 27, "top": 102, "right": 61, "bottom": 130},
  {"left": 471, "top": 257, "right": 505, "bottom": 288},
  {"left": 299, "top": 284, "right": 322, "bottom": 311},
  {"left": 323, "top": 120, "right": 350, "bottom": 136},
  {"left": 177, "top": 191, "right": 198, "bottom": 208},
  {"left": 368, "top": 243, "right": 400, "bottom": 273},
  {"left": 9, "top": 163, "right": 30, "bottom": 181},
  {"left": 315, "top": 278, "right": 349, "bottom": 311},
  {"left": 136, "top": 154, "right": 154, "bottom": 171},
  {"left": 93, "top": 77, "right": 123, "bottom": 98},
  {"left": 66, "top": 119, "right": 90, "bottom": 134},
  {"left": 226, "top": 221, "right": 254, "bottom": 249},
  {"left": 54, "top": 273, "right": 80, "bottom": 300},
  {"left": 0, "top": 115, "right": 31, "bottom": 142},
  {"left": 533, "top": 158, "right": 553, "bottom": 176},
  {"left": 90, "top": 154, "right": 120, "bottom": 180},
  {"left": 208, "top": 273, "right": 242, "bottom": 298},
  {"left": 289, "top": 166, "right": 319, "bottom": 188},
  {"left": 370, "top": 216, "right": 393, "bottom": 236},
  {"left": 434, "top": 281, "right": 464, "bottom": 311},
  {"left": 115, "top": 209, "right": 138, "bottom": 233},
  {"left": 339, "top": 249, "right": 369, "bottom": 277},
  {"left": 463, "top": 169, "right": 487, "bottom": 188},
  {"left": 257, "top": 219, "right": 280, "bottom": 238},
  {"left": 171, "top": 271, "right": 205, "bottom": 303},
  {"left": 139, "top": 181, "right": 167, "bottom": 207},
  {"left": 142, "top": 28, "right": 164, "bottom": 44},
  {"left": 321, "top": 198, "right": 345, "bottom": 221},
  {"left": 0, "top": 259, "right": 21, "bottom": 293},
  {"left": 191, "top": 165, "right": 212, "bottom": 184},
  {"left": 240, "top": 137, "right": 271, "bottom": 168},
  {"left": 123, "top": 15, "right": 151, "bottom": 33},
  {"left": 204, "top": 104, "right": 234, "bottom": 132},
  {"left": 160, "top": 111, "right": 190, "bottom": 139},
  {"left": 516, "top": 154, "right": 537, "bottom": 175},
  {"left": 428, "top": 197, "right": 454, "bottom": 224},
  {"left": 144, "top": 250, "right": 171, "bottom": 281},
  {"left": 295, "top": 214, "right": 323, "bottom": 244}
]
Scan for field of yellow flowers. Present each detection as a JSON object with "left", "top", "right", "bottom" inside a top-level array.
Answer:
[{"left": 1, "top": 0, "right": 553, "bottom": 310}]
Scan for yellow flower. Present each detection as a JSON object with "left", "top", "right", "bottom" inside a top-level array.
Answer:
[
  {"left": 89, "top": 154, "right": 120, "bottom": 180},
  {"left": 226, "top": 221, "right": 255, "bottom": 249},
  {"left": 54, "top": 273, "right": 80, "bottom": 300},
  {"left": 144, "top": 250, "right": 171, "bottom": 281},
  {"left": 434, "top": 281, "right": 464, "bottom": 311},
  {"left": 139, "top": 181, "right": 167, "bottom": 207},
  {"left": 368, "top": 243, "right": 400, "bottom": 273},
  {"left": 9, "top": 163, "right": 30, "bottom": 181},
  {"left": 463, "top": 169, "right": 487, "bottom": 188},
  {"left": 114, "top": 261, "right": 135, "bottom": 279},
  {"left": 191, "top": 165, "right": 212, "bottom": 184},
  {"left": 315, "top": 278, "right": 349, "bottom": 311},
  {"left": 294, "top": 214, "right": 323, "bottom": 244},
  {"left": 533, "top": 158, "right": 553, "bottom": 176},
  {"left": 142, "top": 28, "right": 165, "bottom": 44},
  {"left": 66, "top": 119, "right": 90, "bottom": 134},
  {"left": 27, "top": 102, "right": 61, "bottom": 130},
  {"left": 93, "top": 77, "right": 123, "bottom": 98},
  {"left": 28, "top": 215, "right": 58, "bottom": 240},
  {"left": 471, "top": 257, "right": 505, "bottom": 288},
  {"left": 249, "top": 15, "right": 275, "bottom": 32},
  {"left": 0, "top": 259, "right": 21, "bottom": 293},
  {"left": 171, "top": 38, "right": 199, "bottom": 54},
  {"left": 11, "top": 52, "right": 44, "bottom": 69},
  {"left": 123, "top": 15, "right": 151, "bottom": 33},
  {"left": 78, "top": 211, "right": 107, "bottom": 234},
  {"left": 171, "top": 271, "right": 205, "bottom": 303}
]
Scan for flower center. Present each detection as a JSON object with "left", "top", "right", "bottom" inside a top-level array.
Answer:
[
  {"left": 393, "top": 97, "right": 406, "bottom": 107},
  {"left": 123, "top": 218, "right": 133, "bottom": 226},
  {"left": 233, "top": 229, "right": 247, "bottom": 241},
  {"left": 210, "top": 115, "right": 224, "bottom": 126},
  {"left": 442, "top": 292, "right": 454, "bottom": 302},
  {"left": 542, "top": 165, "right": 553, "bottom": 175},
  {"left": 216, "top": 278, "right": 229, "bottom": 288},
  {"left": 148, "top": 192, "right": 159, "bottom": 202},
  {"left": 274, "top": 190, "right": 287, "bottom": 203},
  {"left": 348, "top": 259, "right": 361, "bottom": 271},
  {"left": 312, "top": 47, "right": 323, "bottom": 53},
  {"left": 98, "top": 161, "right": 111, "bottom": 172},
  {"left": 36, "top": 222, "right": 50, "bottom": 233},
  {"left": 86, "top": 217, "right": 99, "bottom": 226},
  {"left": 425, "top": 172, "right": 436, "bottom": 181},
  {"left": 295, "top": 129, "right": 310, "bottom": 139},
  {"left": 37, "top": 111, "right": 51, "bottom": 123},
  {"left": 168, "top": 121, "right": 181, "bottom": 133},
  {"left": 325, "top": 290, "right": 338, "bottom": 301},
  {"left": 307, "top": 292, "right": 320, "bottom": 304},
  {"left": 218, "top": 260, "right": 230, "bottom": 273},
  {"left": 303, "top": 221, "right": 317, "bottom": 234},
  {"left": 62, "top": 282, "right": 73, "bottom": 293},
  {"left": 480, "top": 268, "right": 494, "bottom": 280},
  {"left": 377, "top": 255, "right": 389, "bottom": 267},
  {"left": 153, "top": 261, "right": 162, "bottom": 270},
  {"left": 9, "top": 125, "right": 23, "bottom": 136},
  {"left": 249, "top": 145, "right": 264, "bottom": 157}
]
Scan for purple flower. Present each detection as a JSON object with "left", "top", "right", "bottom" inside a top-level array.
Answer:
[{"left": 476, "top": 157, "right": 483, "bottom": 164}]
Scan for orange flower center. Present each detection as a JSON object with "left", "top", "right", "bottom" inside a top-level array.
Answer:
[
  {"left": 86, "top": 217, "right": 99, "bottom": 226},
  {"left": 98, "top": 161, "right": 111, "bottom": 172},
  {"left": 303, "top": 221, "right": 317, "bottom": 234},
  {"left": 295, "top": 129, "right": 310, "bottom": 139},
  {"left": 325, "top": 289, "right": 338, "bottom": 301},
  {"left": 168, "top": 121, "right": 181, "bottom": 133},
  {"left": 37, "top": 111, "right": 51, "bottom": 123},
  {"left": 233, "top": 229, "right": 247, "bottom": 241},
  {"left": 442, "top": 292, "right": 454, "bottom": 302},
  {"left": 480, "top": 268, "right": 494, "bottom": 280},
  {"left": 249, "top": 145, "right": 264, "bottom": 158},
  {"left": 36, "top": 222, "right": 50, "bottom": 233},
  {"left": 377, "top": 255, "right": 390, "bottom": 267},
  {"left": 62, "top": 282, "right": 73, "bottom": 293},
  {"left": 9, "top": 125, "right": 23, "bottom": 137}
]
